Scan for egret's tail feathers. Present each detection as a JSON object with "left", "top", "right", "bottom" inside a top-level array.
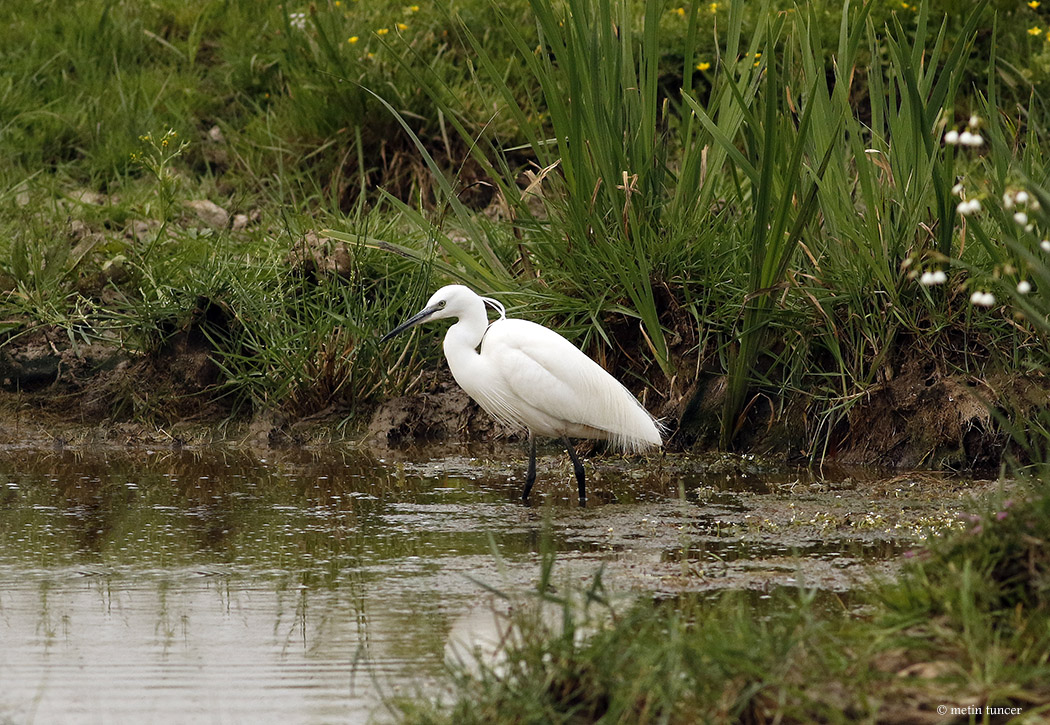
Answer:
[
  {"left": 611, "top": 429, "right": 662, "bottom": 453},
  {"left": 603, "top": 409, "right": 663, "bottom": 453}
]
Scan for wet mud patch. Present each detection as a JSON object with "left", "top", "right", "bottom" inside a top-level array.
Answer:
[
  {"left": 365, "top": 445, "right": 1001, "bottom": 597},
  {"left": 0, "top": 322, "right": 228, "bottom": 424}
]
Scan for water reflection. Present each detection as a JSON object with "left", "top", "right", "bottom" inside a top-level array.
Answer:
[
  {"left": 0, "top": 446, "right": 973, "bottom": 723},
  {"left": 0, "top": 447, "right": 520, "bottom": 724}
]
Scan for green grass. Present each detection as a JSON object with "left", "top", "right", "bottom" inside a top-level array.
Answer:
[{"left": 1, "top": 0, "right": 1049, "bottom": 452}]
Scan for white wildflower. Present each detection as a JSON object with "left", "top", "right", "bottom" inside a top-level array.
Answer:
[
  {"left": 1015, "top": 190, "right": 1029, "bottom": 204},
  {"left": 1004, "top": 192, "right": 1015, "bottom": 210},
  {"left": 969, "top": 291, "right": 996, "bottom": 307},
  {"left": 944, "top": 130, "right": 960, "bottom": 145},
  {"left": 1042, "top": 240, "right": 1050, "bottom": 252},
  {"left": 957, "top": 199, "right": 980, "bottom": 215},
  {"left": 1017, "top": 280, "right": 1032, "bottom": 294},
  {"left": 1014, "top": 211, "right": 1029, "bottom": 225},
  {"left": 968, "top": 115, "right": 980, "bottom": 128},
  {"left": 920, "top": 270, "right": 948, "bottom": 286},
  {"left": 952, "top": 183, "right": 964, "bottom": 196}
]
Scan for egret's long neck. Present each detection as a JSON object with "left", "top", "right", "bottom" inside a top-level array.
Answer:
[{"left": 441, "top": 299, "right": 490, "bottom": 384}]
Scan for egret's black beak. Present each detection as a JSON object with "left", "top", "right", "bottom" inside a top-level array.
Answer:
[{"left": 381, "top": 304, "right": 442, "bottom": 343}]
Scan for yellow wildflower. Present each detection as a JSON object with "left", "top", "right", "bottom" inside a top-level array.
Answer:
[
  {"left": 675, "top": 7, "right": 685, "bottom": 17},
  {"left": 348, "top": 35, "right": 359, "bottom": 43},
  {"left": 334, "top": 0, "right": 342, "bottom": 5},
  {"left": 397, "top": 22, "right": 408, "bottom": 30},
  {"left": 1029, "top": 1, "right": 1040, "bottom": 8},
  {"left": 697, "top": 61, "right": 711, "bottom": 71},
  {"left": 409, "top": 4, "right": 420, "bottom": 10},
  {"left": 1029, "top": 25, "right": 1043, "bottom": 36},
  {"left": 377, "top": 27, "right": 389, "bottom": 35},
  {"left": 709, "top": 2, "right": 719, "bottom": 12}
]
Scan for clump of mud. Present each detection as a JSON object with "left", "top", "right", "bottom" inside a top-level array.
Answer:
[
  {"left": 0, "top": 327, "right": 127, "bottom": 396},
  {"left": 830, "top": 356, "right": 1020, "bottom": 469},
  {"left": 367, "top": 374, "right": 518, "bottom": 447},
  {"left": 0, "top": 322, "right": 226, "bottom": 424}
]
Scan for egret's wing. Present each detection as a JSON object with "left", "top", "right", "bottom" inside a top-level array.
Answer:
[
  {"left": 465, "top": 370, "right": 530, "bottom": 433},
  {"left": 483, "top": 319, "right": 660, "bottom": 449}
]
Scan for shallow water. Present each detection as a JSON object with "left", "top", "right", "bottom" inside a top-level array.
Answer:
[{"left": 0, "top": 444, "right": 983, "bottom": 724}]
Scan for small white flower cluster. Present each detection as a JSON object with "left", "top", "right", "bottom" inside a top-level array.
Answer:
[
  {"left": 943, "top": 115, "right": 984, "bottom": 147},
  {"left": 1003, "top": 189, "right": 1031, "bottom": 209},
  {"left": 919, "top": 269, "right": 948, "bottom": 286},
  {"left": 289, "top": 12, "right": 307, "bottom": 30},
  {"left": 1004, "top": 189, "right": 1040, "bottom": 232},
  {"left": 969, "top": 290, "right": 996, "bottom": 307},
  {"left": 938, "top": 116, "right": 1044, "bottom": 309},
  {"left": 952, "top": 183, "right": 981, "bottom": 216},
  {"left": 944, "top": 130, "right": 984, "bottom": 147}
]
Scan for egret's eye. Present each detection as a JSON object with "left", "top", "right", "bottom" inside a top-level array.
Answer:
[{"left": 437, "top": 300, "right": 447, "bottom": 308}]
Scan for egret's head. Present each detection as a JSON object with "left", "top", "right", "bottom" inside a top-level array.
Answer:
[
  {"left": 381, "top": 285, "right": 477, "bottom": 342},
  {"left": 422, "top": 285, "right": 473, "bottom": 321}
]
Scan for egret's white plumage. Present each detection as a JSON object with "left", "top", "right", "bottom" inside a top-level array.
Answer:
[{"left": 382, "top": 285, "right": 662, "bottom": 505}]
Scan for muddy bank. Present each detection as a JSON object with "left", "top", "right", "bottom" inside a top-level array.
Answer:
[{"left": 0, "top": 322, "right": 1043, "bottom": 470}]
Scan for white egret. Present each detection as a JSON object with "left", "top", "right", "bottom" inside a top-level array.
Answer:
[{"left": 381, "top": 285, "right": 662, "bottom": 506}]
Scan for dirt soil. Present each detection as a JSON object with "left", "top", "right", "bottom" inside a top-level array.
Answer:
[{"left": 0, "top": 323, "right": 1045, "bottom": 471}]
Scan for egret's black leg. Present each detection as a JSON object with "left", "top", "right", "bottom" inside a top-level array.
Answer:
[
  {"left": 521, "top": 435, "right": 537, "bottom": 503},
  {"left": 562, "top": 437, "right": 586, "bottom": 507}
]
